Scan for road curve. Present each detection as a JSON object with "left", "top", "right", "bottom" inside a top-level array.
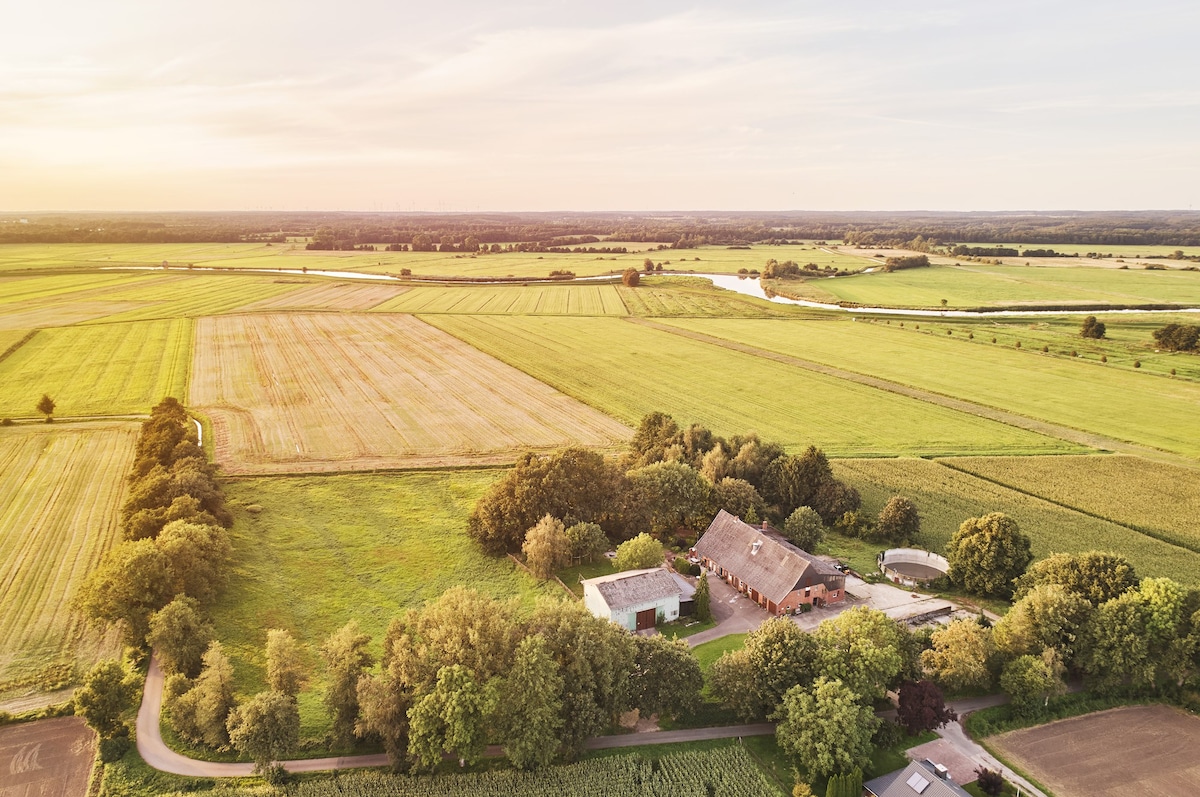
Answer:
[{"left": 136, "top": 655, "right": 774, "bottom": 777}]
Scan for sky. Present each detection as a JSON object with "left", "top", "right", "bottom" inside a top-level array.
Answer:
[{"left": 2, "top": 0, "right": 1198, "bottom": 212}]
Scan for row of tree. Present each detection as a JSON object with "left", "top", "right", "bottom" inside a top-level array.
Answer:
[
  {"left": 1153, "top": 323, "right": 1200, "bottom": 352},
  {"left": 924, "top": 550, "right": 1200, "bottom": 718},
  {"left": 151, "top": 588, "right": 703, "bottom": 776},
  {"left": 468, "top": 413, "right": 865, "bottom": 556}
]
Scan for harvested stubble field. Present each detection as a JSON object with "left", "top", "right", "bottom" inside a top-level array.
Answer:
[
  {"left": 0, "top": 422, "right": 134, "bottom": 705},
  {"left": 76, "top": 272, "right": 303, "bottom": 324},
  {"left": 0, "top": 319, "right": 191, "bottom": 418},
  {"left": 238, "top": 280, "right": 410, "bottom": 312},
  {"left": 211, "top": 472, "right": 551, "bottom": 736},
  {"left": 189, "top": 313, "right": 631, "bottom": 474},
  {"left": 0, "top": 716, "right": 96, "bottom": 797},
  {"left": 373, "top": 282, "right": 628, "bottom": 315},
  {"left": 810, "top": 262, "right": 1200, "bottom": 308},
  {"left": 943, "top": 455, "right": 1200, "bottom": 554},
  {"left": 660, "top": 317, "right": 1200, "bottom": 459},
  {"left": 992, "top": 705, "right": 1200, "bottom": 797},
  {"left": 426, "top": 315, "right": 1073, "bottom": 457},
  {"left": 617, "top": 279, "right": 811, "bottom": 318},
  {"left": 830, "top": 457, "right": 1200, "bottom": 586}
]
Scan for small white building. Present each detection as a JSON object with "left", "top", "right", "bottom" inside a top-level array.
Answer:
[{"left": 581, "top": 568, "right": 683, "bottom": 632}]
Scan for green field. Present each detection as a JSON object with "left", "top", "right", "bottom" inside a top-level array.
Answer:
[
  {"left": 808, "top": 263, "right": 1200, "bottom": 308},
  {"left": 210, "top": 471, "right": 553, "bottom": 736},
  {"left": 659, "top": 317, "right": 1200, "bottom": 458},
  {"left": 0, "top": 319, "right": 191, "bottom": 417},
  {"left": 372, "top": 282, "right": 628, "bottom": 315},
  {"left": 830, "top": 457, "right": 1200, "bottom": 586},
  {"left": 426, "top": 315, "right": 1073, "bottom": 457},
  {"left": 77, "top": 273, "right": 302, "bottom": 324},
  {"left": 943, "top": 455, "right": 1200, "bottom": 554},
  {"left": 0, "top": 422, "right": 135, "bottom": 704}
]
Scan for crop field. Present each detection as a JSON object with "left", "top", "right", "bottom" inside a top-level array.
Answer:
[
  {"left": 0, "top": 329, "right": 31, "bottom": 356},
  {"left": 942, "top": 455, "right": 1200, "bottom": 554},
  {"left": 189, "top": 313, "right": 631, "bottom": 473},
  {"left": 373, "top": 282, "right": 628, "bottom": 315},
  {"left": 659, "top": 318, "right": 1200, "bottom": 458},
  {"left": 0, "top": 319, "right": 191, "bottom": 418},
  {"left": 992, "top": 705, "right": 1200, "bottom": 797},
  {"left": 238, "top": 280, "right": 410, "bottom": 311},
  {"left": 76, "top": 272, "right": 303, "bottom": 324},
  {"left": 211, "top": 472, "right": 551, "bottom": 734},
  {"left": 427, "top": 315, "right": 1073, "bottom": 457},
  {"left": 808, "top": 262, "right": 1200, "bottom": 308},
  {"left": 0, "top": 422, "right": 136, "bottom": 704},
  {"left": 829, "top": 457, "right": 1200, "bottom": 586},
  {"left": 0, "top": 717, "right": 96, "bottom": 797},
  {"left": 188, "top": 743, "right": 777, "bottom": 797}
]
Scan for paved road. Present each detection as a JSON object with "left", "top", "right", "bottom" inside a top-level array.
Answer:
[{"left": 932, "top": 695, "right": 1050, "bottom": 797}]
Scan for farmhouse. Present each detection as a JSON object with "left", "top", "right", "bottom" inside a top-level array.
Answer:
[
  {"left": 582, "top": 568, "right": 684, "bottom": 631},
  {"left": 865, "top": 759, "right": 972, "bottom": 797},
  {"left": 693, "top": 510, "right": 845, "bottom": 614}
]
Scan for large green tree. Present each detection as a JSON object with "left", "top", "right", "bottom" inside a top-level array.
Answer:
[
  {"left": 627, "top": 461, "right": 714, "bottom": 540},
  {"left": 321, "top": 620, "right": 374, "bottom": 747},
  {"left": 921, "top": 619, "right": 995, "bottom": 692},
  {"left": 522, "top": 515, "right": 571, "bottom": 580},
  {"left": 614, "top": 533, "right": 663, "bottom": 571},
  {"left": 266, "top": 629, "right": 306, "bottom": 698},
  {"left": 74, "top": 660, "right": 139, "bottom": 739},
  {"left": 694, "top": 571, "right": 712, "bottom": 621},
  {"left": 146, "top": 595, "right": 214, "bottom": 677},
  {"left": 1000, "top": 651, "right": 1065, "bottom": 718},
  {"left": 874, "top": 496, "right": 920, "bottom": 545},
  {"left": 783, "top": 506, "right": 824, "bottom": 552},
  {"left": 774, "top": 677, "right": 878, "bottom": 778},
  {"left": 814, "top": 607, "right": 905, "bottom": 702},
  {"left": 630, "top": 635, "right": 702, "bottom": 720},
  {"left": 167, "top": 641, "right": 238, "bottom": 749},
  {"left": 946, "top": 512, "right": 1032, "bottom": 598},
  {"left": 156, "top": 520, "right": 232, "bottom": 606},
  {"left": 226, "top": 691, "right": 300, "bottom": 773},
  {"left": 492, "top": 636, "right": 563, "bottom": 770},
  {"left": 76, "top": 538, "right": 173, "bottom": 644},
  {"left": 710, "top": 617, "right": 816, "bottom": 721},
  {"left": 407, "top": 665, "right": 494, "bottom": 772},
  {"left": 1014, "top": 551, "right": 1138, "bottom": 606},
  {"left": 993, "top": 584, "right": 1092, "bottom": 665}
]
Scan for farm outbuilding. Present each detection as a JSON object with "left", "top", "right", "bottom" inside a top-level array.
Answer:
[
  {"left": 879, "top": 548, "right": 950, "bottom": 587},
  {"left": 692, "top": 510, "right": 846, "bottom": 615},
  {"left": 581, "top": 568, "right": 684, "bottom": 631}
]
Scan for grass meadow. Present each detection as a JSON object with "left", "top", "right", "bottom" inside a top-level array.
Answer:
[
  {"left": 427, "top": 315, "right": 1074, "bottom": 457},
  {"left": 809, "top": 262, "right": 1200, "bottom": 308},
  {"left": 831, "top": 457, "right": 1200, "bottom": 586},
  {"left": 0, "top": 319, "right": 192, "bottom": 418},
  {"left": 661, "top": 317, "right": 1200, "bottom": 458},
  {"left": 0, "top": 422, "right": 135, "bottom": 706},
  {"left": 211, "top": 471, "right": 553, "bottom": 737},
  {"left": 373, "top": 282, "right": 629, "bottom": 315}
]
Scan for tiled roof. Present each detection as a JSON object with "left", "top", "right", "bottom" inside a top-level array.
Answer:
[{"left": 692, "top": 510, "right": 843, "bottom": 604}]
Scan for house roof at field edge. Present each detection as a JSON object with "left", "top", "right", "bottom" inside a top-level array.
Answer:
[
  {"left": 582, "top": 568, "right": 683, "bottom": 611},
  {"left": 865, "top": 760, "right": 974, "bottom": 797},
  {"left": 692, "top": 509, "right": 842, "bottom": 604}
]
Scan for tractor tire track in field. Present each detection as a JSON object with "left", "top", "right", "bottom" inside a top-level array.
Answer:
[{"left": 625, "top": 317, "right": 1197, "bottom": 469}]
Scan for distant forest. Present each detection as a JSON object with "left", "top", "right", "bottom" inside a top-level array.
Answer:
[{"left": 2, "top": 210, "right": 1200, "bottom": 247}]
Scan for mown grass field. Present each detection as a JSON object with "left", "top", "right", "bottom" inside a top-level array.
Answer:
[
  {"left": 211, "top": 472, "right": 552, "bottom": 737},
  {"left": 830, "top": 457, "right": 1200, "bottom": 586},
  {"left": 372, "top": 282, "right": 628, "bottom": 315},
  {"left": 190, "top": 313, "right": 630, "bottom": 474},
  {"left": 238, "top": 280, "right": 410, "bottom": 312},
  {"left": 809, "top": 262, "right": 1200, "bottom": 308},
  {"left": 943, "top": 455, "right": 1200, "bottom": 554},
  {"left": 427, "top": 315, "right": 1074, "bottom": 457},
  {"left": 0, "top": 319, "right": 192, "bottom": 418},
  {"left": 618, "top": 278, "right": 818, "bottom": 317},
  {"left": 0, "top": 422, "right": 135, "bottom": 705},
  {"left": 660, "top": 317, "right": 1200, "bottom": 458}
]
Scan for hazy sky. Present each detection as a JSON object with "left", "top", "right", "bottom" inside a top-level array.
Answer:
[{"left": 3, "top": 1, "right": 1198, "bottom": 211}]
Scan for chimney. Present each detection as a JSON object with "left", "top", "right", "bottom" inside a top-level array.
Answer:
[{"left": 762, "top": 521, "right": 770, "bottom": 531}]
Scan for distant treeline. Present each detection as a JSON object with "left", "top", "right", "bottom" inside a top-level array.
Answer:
[
  {"left": 950, "top": 246, "right": 1072, "bottom": 258},
  {"left": 3, "top": 210, "right": 1200, "bottom": 247}
]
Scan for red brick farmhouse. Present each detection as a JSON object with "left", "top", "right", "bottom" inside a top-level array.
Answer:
[{"left": 693, "top": 510, "right": 846, "bottom": 614}]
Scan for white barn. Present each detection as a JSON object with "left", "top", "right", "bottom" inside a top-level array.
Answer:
[{"left": 581, "top": 568, "right": 683, "bottom": 632}]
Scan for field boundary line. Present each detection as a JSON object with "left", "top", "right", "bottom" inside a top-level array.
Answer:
[
  {"left": 625, "top": 317, "right": 1197, "bottom": 469},
  {"left": 934, "top": 459, "right": 1200, "bottom": 555},
  {"left": 0, "top": 330, "right": 38, "bottom": 364}
]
